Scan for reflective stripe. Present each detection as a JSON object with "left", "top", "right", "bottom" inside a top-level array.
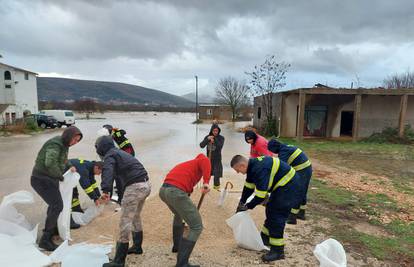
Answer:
[
  {"left": 79, "top": 158, "right": 84, "bottom": 164},
  {"left": 267, "top": 158, "right": 280, "bottom": 191},
  {"left": 85, "top": 185, "right": 94, "bottom": 194},
  {"left": 300, "top": 205, "right": 307, "bottom": 210},
  {"left": 119, "top": 140, "right": 130, "bottom": 148},
  {"left": 72, "top": 198, "right": 80, "bottom": 207},
  {"left": 272, "top": 168, "right": 295, "bottom": 191},
  {"left": 261, "top": 225, "right": 269, "bottom": 236},
  {"left": 244, "top": 182, "right": 255, "bottom": 189},
  {"left": 291, "top": 208, "right": 300, "bottom": 214},
  {"left": 287, "top": 148, "right": 302, "bottom": 165},
  {"left": 293, "top": 160, "right": 311, "bottom": 171},
  {"left": 255, "top": 189, "right": 267, "bottom": 198},
  {"left": 91, "top": 182, "right": 98, "bottom": 189},
  {"left": 269, "top": 237, "right": 285, "bottom": 246}
]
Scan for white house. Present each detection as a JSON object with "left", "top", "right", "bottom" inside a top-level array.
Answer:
[{"left": 0, "top": 62, "right": 38, "bottom": 125}]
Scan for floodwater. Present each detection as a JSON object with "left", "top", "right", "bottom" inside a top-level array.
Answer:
[{"left": 0, "top": 112, "right": 251, "bottom": 226}]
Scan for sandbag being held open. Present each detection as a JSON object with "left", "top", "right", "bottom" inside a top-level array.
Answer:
[{"left": 226, "top": 211, "right": 269, "bottom": 251}]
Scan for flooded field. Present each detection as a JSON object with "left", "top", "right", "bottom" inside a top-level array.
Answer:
[{"left": 0, "top": 112, "right": 251, "bottom": 225}]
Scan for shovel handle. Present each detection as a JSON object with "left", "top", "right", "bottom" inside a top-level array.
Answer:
[{"left": 197, "top": 192, "right": 207, "bottom": 210}]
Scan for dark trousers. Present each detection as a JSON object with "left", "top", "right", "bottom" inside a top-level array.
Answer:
[
  {"left": 31, "top": 174, "right": 63, "bottom": 233},
  {"left": 292, "top": 167, "right": 313, "bottom": 211},
  {"left": 261, "top": 175, "right": 301, "bottom": 247}
]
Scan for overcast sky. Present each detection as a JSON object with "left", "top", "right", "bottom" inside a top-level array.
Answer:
[{"left": 1, "top": 0, "right": 414, "bottom": 96}]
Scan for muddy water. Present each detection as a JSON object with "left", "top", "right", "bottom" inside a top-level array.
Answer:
[{"left": 0, "top": 112, "right": 251, "bottom": 226}]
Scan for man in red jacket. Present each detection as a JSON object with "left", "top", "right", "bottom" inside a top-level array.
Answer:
[{"left": 159, "top": 154, "right": 211, "bottom": 267}]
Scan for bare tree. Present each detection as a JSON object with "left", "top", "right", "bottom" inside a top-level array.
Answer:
[
  {"left": 215, "top": 77, "right": 250, "bottom": 121},
  {"left": 383, "top": 70, "right": 414, "bottom": 89},
  {"left": 246, "top": 55, "right": 290, "bottom": 135}
]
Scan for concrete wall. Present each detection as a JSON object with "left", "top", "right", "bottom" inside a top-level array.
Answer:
[
  {"left": 253, "top": 93, "right": 282, "bottom": 130},
  {"left": 0, "top": 65, "right": 38, "bottom": 125},
  {"left": 359, "top": 95, "right": 414, "bottom": 137}
]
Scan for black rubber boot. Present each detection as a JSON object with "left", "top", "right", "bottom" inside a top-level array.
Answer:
[
  {"left": 38, "top": 231, "right": 58, "bottom": 251},
  {"left": 297, "top": 209, "right": 306, "bottom": 220},
  {"left": 172, "top": 224, "right": 184, "bottom": 253},
  {"left": 262, "top": 245, "right": 285, "bottom": 262},
  {"left": 103, "top": 242, "right": 129, "bottom": 267},
  {"left": 176, "top": 238, "right": 200, "bottom": 267},
  {"left": 260, "top": 232, "right": 270, "bottom": 247},
  {"left": 127, "top": 231, "right": 143, "bottom": 254},
  {"left": 286, "top": 212, "right": 297, "bottom": 225},
  {"left": 70, "top": 215, "right": 81, "bottom": 229}
]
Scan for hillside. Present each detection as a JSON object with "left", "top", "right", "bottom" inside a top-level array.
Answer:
[
  {"left": 37, "top": 77, "right": 194, "bottom": 107},
  {"left": 181, "top": 92, "right": 217, "bottom": 104}
]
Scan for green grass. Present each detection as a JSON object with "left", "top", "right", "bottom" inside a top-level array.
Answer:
[{"left": 309, "top": 178, "right": 414, "bottom": 264}]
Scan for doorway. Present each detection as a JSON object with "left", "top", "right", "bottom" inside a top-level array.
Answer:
[{"left": 340, "top": 111, "right": 354, "bottom": 136}]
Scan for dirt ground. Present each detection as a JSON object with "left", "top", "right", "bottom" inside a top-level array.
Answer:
[{"left": 69, "top": 171, "right": 380, "bottom": 267}]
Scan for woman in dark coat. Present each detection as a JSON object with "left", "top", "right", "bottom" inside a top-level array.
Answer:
[{"left": 200, "top": 124, "right": 225, "bottom": 190}]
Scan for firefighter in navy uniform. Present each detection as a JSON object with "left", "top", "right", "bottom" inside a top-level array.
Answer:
[
  {"left": 70, "top": 158, "right": 103, "bottom": 215},
  {"left": 230, "top": 155, "right": 302, "bottom": 262},
  {"left": 267, "top": 139, "right": 312, "bottom": 224},
  {"left": 103, "top": 124, "right": 135, "bottom": 156}
]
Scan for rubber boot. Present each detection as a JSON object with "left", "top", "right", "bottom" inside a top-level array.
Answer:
[
  {"left": 262, "top": 245, "right": 285, "bottom": 262},
  {"left": 286, "top": 212, "right": 297, "bottom": 225},
  {"left": 260, "top": 232, "right": 270, "bottom": 247},
  {"left": 70, "top": 215, "right": 81, "bottom": 229},
  {"left": 176, "top": 238, "right": 200, "bottom": 267},
  {"left": 127, "top": 231, "right": 143, "bottom": 254},
  {"left": 172, "top": 224, "right": 184, "bottom": 253},
  {"left": 38, "top": 231, "right": 58, "bottom": 251},
  {"left": 103, "top": 242, "right": 129, "bottom": 267},
  {"left": 297, "top": 209, "right": 306, "bottom": 220}
]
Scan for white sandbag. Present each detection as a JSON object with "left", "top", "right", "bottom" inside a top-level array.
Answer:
[
  {"left": 314, "top": 238, "right": 347, "bottom": 267},
  {"left": 58, "top": 170, "right": 80, "bottom": 241},
  {"left": 0, "top": 190, "right": 34, "bottom": 229},
  {"left": 0, "top": 233, "right": 52, "bottom": 267},
  {"left": 97, "top": 128, "right": 110, "bottom": 137},
  {"left": 226, "top": 211, "right": 269, "bottom": 251},
  {"left": 0, "top": 218, "right": 37, "bottom": 245},
  {"left": 50, "top": 240, "right": 111, "bottom": 267},
  {"left": 72, "top": 205, "right": 104, "bottom": 225}
]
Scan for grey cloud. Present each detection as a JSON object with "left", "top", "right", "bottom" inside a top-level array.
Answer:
[{"left": 1, "top": 0, "right": 414, "bottom": 94}]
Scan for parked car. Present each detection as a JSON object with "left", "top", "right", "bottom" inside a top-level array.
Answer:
[
  {"left": 39, "top": 110, "right": 76, "bottom": 127},
  {"left": 30, "top": 114, "right": 58, "bottom": 129}
]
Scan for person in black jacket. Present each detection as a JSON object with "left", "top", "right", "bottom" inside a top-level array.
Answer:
[
  {"left": 200, "top": 124, "right": 225, "bottom": 190},
  {"left": 96, "top": 136, "right": 151, "bottom": 267}
]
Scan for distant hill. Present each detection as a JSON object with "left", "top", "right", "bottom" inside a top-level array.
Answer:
[
  {"left": 37, "top": 77, "right": 194, "bottom": 107},
  {"left": 181, "top": 92, "right": 217, "bottom": 104}
]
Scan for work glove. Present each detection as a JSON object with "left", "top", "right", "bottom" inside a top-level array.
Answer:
[
  {"left": 261, "top": 194, "right": 270, "bottom": 206},
  {"left": 236, "top": 202, "right": 249, "bottom": 213}
]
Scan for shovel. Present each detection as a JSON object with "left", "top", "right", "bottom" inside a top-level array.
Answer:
[{"left": 218, "top": 181, "right": 234, "bottom": 206}]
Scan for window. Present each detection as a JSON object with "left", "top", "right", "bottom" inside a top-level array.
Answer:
[
  {"left": 4, "top": 71, "right": 11, "bottom": 80},
  {"left": 257, "top": 107, "right": 261, "bottom": 119},
  {"left": 206, "top": 109, "right": 212, "bottom": 115},
  {"left": 65, "top": 111, "right": 74, "bottom": 116},
  {"left": 25, "top": 72, "right": 29, "bottom": 80}
]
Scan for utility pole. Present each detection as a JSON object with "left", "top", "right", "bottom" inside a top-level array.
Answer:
[{"left": 195, "top": 75, "right": 198, "bottom": 121}]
